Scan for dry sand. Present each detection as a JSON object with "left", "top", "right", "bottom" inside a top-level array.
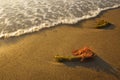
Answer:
[{"left": 0, "top": 8, "right": 120, "bottom": 80}]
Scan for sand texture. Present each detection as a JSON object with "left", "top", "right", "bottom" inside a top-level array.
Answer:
[{"left": 0, "top": 8, "right": 120, "bottom": 80}]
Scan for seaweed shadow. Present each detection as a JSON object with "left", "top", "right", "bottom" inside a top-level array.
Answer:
[
  {"left": 97, "top": 24, "right": 116, "bottom": 30},
  {"left": 63, "top": 55, "right": 120, "bottom": 79}
]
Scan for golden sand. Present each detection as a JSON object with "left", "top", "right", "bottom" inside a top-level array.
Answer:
[{"left": 0, "top": 8, "right": 120, "bottom": 80}]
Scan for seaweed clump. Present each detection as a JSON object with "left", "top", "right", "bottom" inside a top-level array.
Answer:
[
  {"left": 96, "top": 20, "right": 111, "bottom": 29},
  {"left": 54, "top": 55, "right": 80, "bottom": 62},
  {"left": 54, "top": 47, "right": 95, "bottom": 62}
]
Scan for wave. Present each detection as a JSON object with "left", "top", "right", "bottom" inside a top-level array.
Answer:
[{"left": 0, "top": 0, "right": 120, "bottom": 38}]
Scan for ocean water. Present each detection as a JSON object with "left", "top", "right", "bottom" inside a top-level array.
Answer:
[{"left": 0, "top": 0, "right": 120, "bottom": 38}]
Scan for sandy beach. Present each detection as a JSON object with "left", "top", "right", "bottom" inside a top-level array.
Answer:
[{"left": 0, "top": 8, "right": 120, "bottom": 80}]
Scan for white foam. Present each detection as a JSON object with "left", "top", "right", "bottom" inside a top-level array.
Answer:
[
  {"left": 0, "top": 4, "right": 119, "bottom": 38},
  {"left": 0, "top": 0, "right": 120, "bottom": 38}
]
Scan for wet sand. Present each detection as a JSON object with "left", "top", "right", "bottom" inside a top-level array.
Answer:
[{"left": 0, "top": 8, "right": 120, "bottom": 80}]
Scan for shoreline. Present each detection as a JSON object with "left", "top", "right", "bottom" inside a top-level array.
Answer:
[
  {"left": 0, "top": 8, "right": 120, "bottom": 80},
  {"left": 0, "top": 6, "right": 120, "bottom": 39}
]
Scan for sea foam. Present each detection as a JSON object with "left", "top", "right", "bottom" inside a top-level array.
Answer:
[{"left": 0, "top": 0, "right": 120, "bottom": 38}]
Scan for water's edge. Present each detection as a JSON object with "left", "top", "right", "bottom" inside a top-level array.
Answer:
[{"left": 0, "top": 5, "right": 120, "bottom": 38}]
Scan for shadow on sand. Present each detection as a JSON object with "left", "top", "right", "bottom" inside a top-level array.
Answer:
[
  {"left": 63, "top": 55, "right": 120, "bottom": 79},
  {"left": 96, "top": 24, "right": 116, "bottom": 30}
]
